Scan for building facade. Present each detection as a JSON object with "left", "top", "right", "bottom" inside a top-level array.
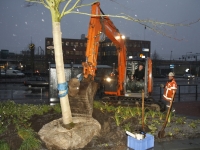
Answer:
[{"left": 45, "top": 36, "right": 151, "bottom": 66}]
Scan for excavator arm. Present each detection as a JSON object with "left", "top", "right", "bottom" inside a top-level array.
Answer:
[
  {"left": 82, "top": 2, "right": 127, "bottom": 96},
  {"left": 68, "top": 2, "right": 165, "bottom": 114}
]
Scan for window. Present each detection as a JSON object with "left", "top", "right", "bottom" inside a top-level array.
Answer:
[
  {"left": 75, "top": 51, "right": 79, "bottom": 55},
  {"left": 106, "top": 42, "right": 111, "bottom": 46},
  {"left": 111, "top": 51, "right": 117, "bottom": 55},
  {"left": 46, "top": 41, "right": 50, "bottom": 45},
  {"left": 80, "top": 43, "right": 83, "bottom": 47},
  {"left": 75, "top": 42, "right": 78, "bottom": 46},
  {"left": 47, "top": 50, "right": 51, "bottom": 54},
  {"left": 66, "top": 42, "right": 69, "bottom": 46},
  {"left": 71, "top": 42, "right": 74, "bottom": 46},
  {"left": 69, "top": 51, "right": 74, "bottom": 55},
  {"left": 110, "top": 42, "right": 114, "bottom": 46},
  {"left": 105, "top": 51, "right": 110, "bottom": 56}
]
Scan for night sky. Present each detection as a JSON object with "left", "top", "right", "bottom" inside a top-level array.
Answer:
[{"left": 0, "top": 0, "right": 200, "bottom": 60}]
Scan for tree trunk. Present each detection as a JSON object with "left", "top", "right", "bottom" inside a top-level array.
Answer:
[{"left": 52, "top": 22, "right": 72, "bottom": 124}]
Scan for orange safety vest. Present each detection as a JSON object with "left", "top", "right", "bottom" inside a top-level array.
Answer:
[{"left": 163, "top": 79, "right": 177, "bottom": 101}]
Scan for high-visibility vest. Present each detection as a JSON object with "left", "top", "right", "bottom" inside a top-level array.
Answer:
[{"left": 163, "top": 79, "right": 177, "bottom": 101}]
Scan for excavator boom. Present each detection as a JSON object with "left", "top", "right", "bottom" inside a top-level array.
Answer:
[{"left": 82, "top": 2, "right": 126, "bottom": 96}]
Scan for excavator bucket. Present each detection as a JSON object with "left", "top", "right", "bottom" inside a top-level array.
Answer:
[{"left": 68, "top": 78, "right": 98, "bottom": 117}]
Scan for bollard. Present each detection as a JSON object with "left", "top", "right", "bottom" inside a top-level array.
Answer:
[
  {"left": 41, "top": 88, "right": 42, "bottom": 100},
  {"left": 196, "top": 85, "right": 197, "bottom": 101},
  {"left": 178, "top": 85, "right": 180, "bottom": 102},
  {"left": 160, "top": 87, "right": 162, "bottom": 100},
  {"left": 11, "top": 89, "right": 13, "bottom": 100}
]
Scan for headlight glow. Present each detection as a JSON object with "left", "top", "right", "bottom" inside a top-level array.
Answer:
[{"left": 106, "top": 77, "right": 111, "bottom": 82}]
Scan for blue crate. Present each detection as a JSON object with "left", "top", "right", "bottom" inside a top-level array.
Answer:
[{"left": 127, "top": 133, "right": 154, "bottom": 150}]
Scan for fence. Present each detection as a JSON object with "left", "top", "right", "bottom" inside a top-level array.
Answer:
[
  {"left": 0, "top": 87, "right": 49, "bottom": 104},
  {"left": 0, "top": 85, "right": 199, "bottom": 104},
  {"left": 156, "top": 84, "right": 199, "bottom": 102}
]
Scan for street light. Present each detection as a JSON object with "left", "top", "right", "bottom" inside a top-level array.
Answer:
[
  {"left": 195, "top": 53, "right": 200, "bottom": 78},
  {"left": 185, "top": 52, "right": 192, "bottom": 61}
]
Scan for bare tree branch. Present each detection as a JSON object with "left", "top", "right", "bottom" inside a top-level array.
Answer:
[
  {"left": 152, "top": 50, "right": 161, "bottom": 60},
  {"left": 63, "top": 1, "right": 98, "bottom": 15},
  {"left": 74, "top": 1, "right": 98, "bottom": 9},
  {"left": 25, "top": 0, "right": 200, "bottom": 41},
  {"left": 26, "top": 0, "right": 50, "bottom": 9},
  {"left": 60, "top": 0, "right": 73, "bottom": 18}
]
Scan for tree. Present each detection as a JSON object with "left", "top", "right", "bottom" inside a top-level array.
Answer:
[
  {"left": 151, "top": 50, "right": 161, "bottom": 75},
  {"left": 25, "top": 0, "right": 88, "bottom": 125},
  {"left": 25, "top": 0, "right": 101, "bottom": 126},
  {"left": 25, "top": 0, "right": 200, "bottom": 126},
  {"left": 151, "top": 50, "right": 161, "bottom": 60}
]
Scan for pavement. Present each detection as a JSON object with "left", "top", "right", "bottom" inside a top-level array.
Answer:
[
  {"left": 128, "top": 136, "right": 200, "bottom": 150},
  {"left": 154, "top": 138, "right": 200, "bottom": 150},
  {"left": 154, "top": 101, "right": 200, "bottom": 150}
]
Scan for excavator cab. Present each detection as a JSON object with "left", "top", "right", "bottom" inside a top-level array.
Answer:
[
  {"left": 101, "top": 57, "right": 165, "bottom": 111},
  {"left": 102, "top": 57, "right": 152, "bottom": 99},
  {"left": 125, "top": 57, "right": 151, "bottom": 99}
]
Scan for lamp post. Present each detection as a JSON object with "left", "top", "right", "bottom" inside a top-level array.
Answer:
[
  {"left": 185, "top": 52, "right": 192, "bottom": 61},
  {"left": 170, "top": 51, "right": 172, "bottom": 61},
  {"left": 195, "top": 53, "right": 200, "bottom": 78}
]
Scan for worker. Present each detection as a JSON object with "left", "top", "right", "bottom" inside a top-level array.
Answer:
[
  {"left": 133, "top": 64, "right": 145, "bottom": 81},
  {"left": 160, "top": 72, "right": 177, "bottom": 112},
  {"left": 127, "top": 63, "right": 145, "bottom": 93}
]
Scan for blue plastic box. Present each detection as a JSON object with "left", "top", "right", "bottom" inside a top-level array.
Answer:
[{"left": 127, "top": 133, "right": 154, "bottom": 150}]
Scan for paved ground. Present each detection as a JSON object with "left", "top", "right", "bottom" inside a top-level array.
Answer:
[
  {"left": 152, "top": 101, "right": 200, "bottom": 150},
  {"left": 173, "top": 101, "right": 200, "bottom": 118},
  {"left": 154, "top": 138, "right": 200, "bottom": 150}
]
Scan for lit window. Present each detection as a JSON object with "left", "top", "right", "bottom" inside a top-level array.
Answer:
[
  {"left": 47, "top": 50, "right": 51, "bottom": 54},
  {"left": 66, "top": 42, "right": 69, "bottom": 46},
  {"left": 75, "top": 51, "right": 79, "bottom": 55},
  {"left": 47, "top": 41, "right": 50, "bottom": 45},
  {"left": 69, "top": 51, "right": 74, "bottom": 55}
]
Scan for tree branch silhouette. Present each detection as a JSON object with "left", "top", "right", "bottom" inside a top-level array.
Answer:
[{"left": 25, "top": 0, "right": 200, "bottom": 41}]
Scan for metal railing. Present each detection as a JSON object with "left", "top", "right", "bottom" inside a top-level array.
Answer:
[
  {"left": 0, "top": 87, "right": 49, "bottom": 104},
  {"left": 158, "top": 84, "right": 198, "bottom": 102}
]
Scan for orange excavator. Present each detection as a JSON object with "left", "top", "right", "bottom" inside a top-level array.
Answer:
[{"left": 68, "top": 2, "right": 165, "bottom": 111}]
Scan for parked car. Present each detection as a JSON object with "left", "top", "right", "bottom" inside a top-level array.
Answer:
[
  {"left": 0, "top": 70, "right": 6, "bottom": 76},
  {"left": 183, "top": 74, "right": 195, "bottom": 79},
  {"left": 24, "top": 76, "right": 49, "bottom": 87},
  {"left": 6, "top": 69, "right": 25, "bottom": 77}
]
